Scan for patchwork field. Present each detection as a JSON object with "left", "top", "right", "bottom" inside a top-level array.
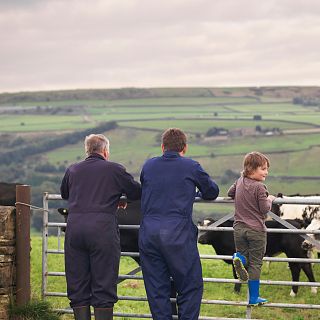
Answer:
[
  {"left": 0, "top": 86, "right": 319, "bottom": 216},
  {"left": 2, "top": 87, "right": 320, "bottom": 319}
]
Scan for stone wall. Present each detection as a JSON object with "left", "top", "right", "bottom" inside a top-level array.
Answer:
[{"left": 0, "top": 206, "right": 16, "bottom": 320}]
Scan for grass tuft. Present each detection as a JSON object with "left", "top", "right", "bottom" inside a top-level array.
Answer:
[{"left": 9, "top": 299, "right": 62, "bottom": 320}]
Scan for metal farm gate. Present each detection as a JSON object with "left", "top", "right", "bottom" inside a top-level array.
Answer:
[{"left": 41, "top": 193, "right": 320, "bottom": 319}]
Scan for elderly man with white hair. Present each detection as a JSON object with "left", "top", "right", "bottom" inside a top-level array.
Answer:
[{"left": 61, "top": 134, "right": 141, "bottom": 320}]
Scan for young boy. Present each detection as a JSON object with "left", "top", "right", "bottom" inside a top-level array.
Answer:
[{"left": 228, "top": 151, "right": 275, "bottom": 306}]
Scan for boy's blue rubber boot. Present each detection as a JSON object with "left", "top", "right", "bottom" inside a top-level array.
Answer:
[
  {"left": 248, "top": 279, "right": 268, "bottom": 306},
  {"left": 232, "top": 252, "right": 248, "bottom": 281}
]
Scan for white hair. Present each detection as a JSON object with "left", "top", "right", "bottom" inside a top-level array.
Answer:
[{"left": 84, "top": 134, "right": 110, "bottom": 156}]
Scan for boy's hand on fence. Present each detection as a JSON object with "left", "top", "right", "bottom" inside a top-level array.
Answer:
[{"left": 268, "top": 195, "right": 276, "bottom": 202}]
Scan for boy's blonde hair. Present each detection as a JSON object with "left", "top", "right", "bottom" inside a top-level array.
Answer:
[{"left": 242, "top": 151, "right": 270, "bottom": 177}]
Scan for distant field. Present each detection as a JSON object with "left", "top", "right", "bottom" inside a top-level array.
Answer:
[
  {"left": 0, "top": 114, "right": 92, "bottom": 132},
  {"left": 9, "top": 96, "right": 259, "bottom": 108},
  {"left": 118, "top": 119, "right": 313, "bottom": 132},
  {"left": 1, "top": 91, "right": 319, "bottom": 196}
]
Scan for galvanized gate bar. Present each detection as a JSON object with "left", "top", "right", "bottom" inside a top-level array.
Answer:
[
  {"left": 41, "top": 192, "right": 49, "bottom": 300},
  {"left": 268, "top": 211, "right": 320, "bottom": 249},
  {"left": 44, "top": 274, "right": 320, "bottom": 287},
  {"left": 46, "top": 248, "right": 320, "bottom": 263},
  {"left": 54, "top": 308, "right": 260, "bottom": 320},
  {"left": 47, "top": 221, "right": 320, "bottom": 234},
  {"left": 42, "top": 194, "right": 320, "bottom": 319}
]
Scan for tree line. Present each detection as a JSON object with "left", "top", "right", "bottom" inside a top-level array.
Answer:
[{"left": 0, "top": 121, "right": 117, "bottom": 165}]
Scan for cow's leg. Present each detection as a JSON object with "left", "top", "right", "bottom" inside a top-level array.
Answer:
[
  {"left": 301, "top": 262, "right": 317, "bottom": 294},
  {"left": 288, "top": 262, "right": 301, "bottom": 297},
  {"left": 232, "top": 265, "right": 242, "bottom": 293}
]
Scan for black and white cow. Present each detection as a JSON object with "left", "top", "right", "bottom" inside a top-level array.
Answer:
[
  {"left": 271, "top": 195, "right": 320, "bottom": 256},
  {"left": 302, "top": 215, "right": 320, "bottom": 252},
  {"left": 271, "top": 195, "right": 320, "bottom": 228},
  {"left": 198, "top": 217, "right": 317, "bottom": 296}
]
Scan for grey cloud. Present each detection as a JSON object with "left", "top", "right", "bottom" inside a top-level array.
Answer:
[{"left": 1, "top": 0, "right": 320, "bottom": 92}]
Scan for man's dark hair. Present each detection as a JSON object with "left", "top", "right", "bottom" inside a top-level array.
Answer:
[{"left": 162, "top": 128, "right": 187, "bottom": 152}]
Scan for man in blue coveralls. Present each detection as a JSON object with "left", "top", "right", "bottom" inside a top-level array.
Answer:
[
  {"left": 139, "top": 128, "right": 219, "bottom": 319},
  {"left": 60, "top": 134, "right": 141, "bottom": 320}
]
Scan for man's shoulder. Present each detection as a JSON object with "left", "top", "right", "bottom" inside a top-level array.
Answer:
[
  {"left": 106, "top": 160, "right": 126, "bottom": 171},
  {"left": 143, "top": 156, "right": 161, "bottom": 166},
  {"left": 67, "top": 160, "right": 84, "bottom": 171},
  {"left": 182, "top": 156, "right": 198, "bottom": 164}
]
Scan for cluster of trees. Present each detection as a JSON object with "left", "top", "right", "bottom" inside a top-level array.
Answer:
[
  {"left": 0, "top": 121, "right": 117, "bottom": 165},
  {"left": 35, "top": 163, "right": 66, "bottom": 173},
  {"left": 255, "top": 126, "right": 282, "bottom": 135},
  {"left": 0, "top": 88, "right": 216, "bottom": 105},
  {"left": 0, "top": 135, "right": 25, "bottom": 149},
  {"left": 206, "top": 127, "right": 228, "bottom": 137},
  {"left": 4, "top": 106, "right": 80, "bottom": 115},
  {"left": 220, "top": 169, "right": 240, "bottom": 184},
  {"left": 293, "top": 97, "right": 320, "bottom": 106}
]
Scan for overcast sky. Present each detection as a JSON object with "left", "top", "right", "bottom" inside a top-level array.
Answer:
[{"left": 1, "top": 0, "right": 320, "bottom": 93}]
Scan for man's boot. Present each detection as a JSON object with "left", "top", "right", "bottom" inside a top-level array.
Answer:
[
  {"left": 94, "top": 307, "right": 113, "bottom": 320},
  {"left": 73, "top": 306, "right": 91, "bottom": 320},
  {"left": 248, "top": 279, "right": 268, "bottom": 306},
  {"left": 232, "top": 252, "right": 249, "bottom": 281}
]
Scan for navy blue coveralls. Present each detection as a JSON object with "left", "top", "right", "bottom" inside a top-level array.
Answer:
[
  {"left": 139, "top": 151, "right": 219, "bottom": 320},
  {"left": 60, "top": 153, "right": 141, "bottom": 308}
]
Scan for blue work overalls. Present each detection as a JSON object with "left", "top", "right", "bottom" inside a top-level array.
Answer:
[
  {"left": 139, "top": 151, "right": 219, "bottom": 319},
  {"left": 60, "top": 153, "right": 141, "bottom": 308}
]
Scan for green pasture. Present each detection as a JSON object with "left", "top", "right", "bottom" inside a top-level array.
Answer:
[
  {"left": 87, "top": 105, "right": 229, "bottom": 116},
  {"left": 1, "top": 93, "right": 319, "bottom": 196},
  {"left": 98, "top": 96, "right": 259, "bottom": 107},
  {"left": 118, "top": 119, "right": 313, "bottom": 132},
  {"left": 44, "top": 126, "right": 320, "bottom": 196},
  {"left": 198, "top": 134, "right": 320, "bottom": 157},
  {"left": 31, "top": 236, "right": 320, "bottom": 320},
  {"left": 1, "top": 98, "right": 318, "bottom": 134},
  {"left": 10, "top": 96, "right": 259, "bottom": 108},
  {"left": 226, "top": 103, "right": 311, "bottom": 113},
  {"left": 0, "top": 115, "right": 93, "bottom": 132}
]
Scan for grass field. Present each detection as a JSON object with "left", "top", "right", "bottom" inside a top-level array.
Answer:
[
  {"left": 0, "top": 88, "right": 319, "bottom": 223},
  {"left": 31, "top": 235, "right": 320, "bottom": 320},
  {"left": 2, "top": 93, "right": 316, "bottom": 198}
]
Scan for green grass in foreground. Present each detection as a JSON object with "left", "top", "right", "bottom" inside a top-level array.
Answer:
[{"left": 31, "top": 236, "right": 320, "bottom": 320}]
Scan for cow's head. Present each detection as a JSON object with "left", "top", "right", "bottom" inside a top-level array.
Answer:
[
  {"left": 270, "top": 193, "right": 283, "bottom": 216},
  {"left": 197, "top": 218, "right": 215, "bottom": 244},
  {"left": 302, "top": 218, "right": 320, "bottom": 251}
]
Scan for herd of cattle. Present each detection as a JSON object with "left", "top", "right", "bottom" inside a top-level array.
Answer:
[{"left": 1, "top": 182, "right": 320, "bottom": 297}]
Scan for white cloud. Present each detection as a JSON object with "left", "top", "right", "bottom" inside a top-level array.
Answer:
[{"left": 1, "top": 0, "right": 320, "bottom": 92}]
